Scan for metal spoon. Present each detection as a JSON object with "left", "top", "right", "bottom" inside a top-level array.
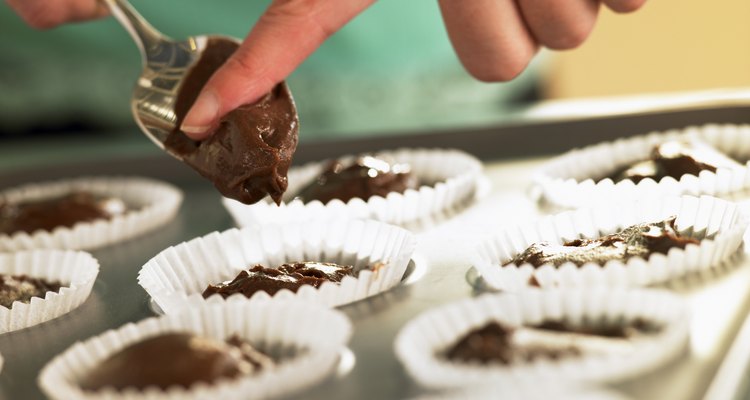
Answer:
[{"left": 101, "top": 0, "right": 236, "bottom": 159}]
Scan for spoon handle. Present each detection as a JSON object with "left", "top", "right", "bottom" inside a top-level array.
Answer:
[{"left": 101, "top": 0, "right": 169, "bottom": 65}]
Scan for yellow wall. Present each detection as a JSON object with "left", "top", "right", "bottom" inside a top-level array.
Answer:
[{"left": 544, "top": 0, "right": 750, "bottom": 99}]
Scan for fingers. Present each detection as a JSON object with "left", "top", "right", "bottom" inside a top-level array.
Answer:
[
  {"left": 602, "top": 0, "right": 647, "bottom": 13},
  {"left": 179, "top": 0, "right": 647, "bottom": 138},
  {"left": 6, "top": 0, "right": 109, "bottom": 29},
  {"left": 181, "top": 0, "right": 375, "bottom": 139},
  {"left": 437, "top": 0, "right": 538, "bottom": 82},
  {"left": 439, "top": 0, "right": 635, "bottom": 81},
  {"left": 517, "top": 0, "right": 600, "bottom": 50}
]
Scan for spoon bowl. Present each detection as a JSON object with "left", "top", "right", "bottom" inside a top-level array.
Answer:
[{"left": 102, "top": 0, "right": 238, "bottom": 159}]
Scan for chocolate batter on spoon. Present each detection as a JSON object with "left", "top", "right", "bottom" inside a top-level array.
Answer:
[{"left": 165, "top": 39, "right": 299, "bottom": 205}]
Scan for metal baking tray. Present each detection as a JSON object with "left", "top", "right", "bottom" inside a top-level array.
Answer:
[{"left": 1, "top": 102, "right": 750, "bottom": 399}]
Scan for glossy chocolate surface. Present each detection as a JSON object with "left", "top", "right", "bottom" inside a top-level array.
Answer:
[
  {"left": 203, "top": 262, "right": 355, "bottom": 299},
  {"left": 0, "top": 274, "right": 61, "bottom": 308},
  {"left": 80, "top": 333, "right": 273, "bottom": 391},
  {"left": 508, "top": 217, "right": 699, "bottom": 267},
  {"left": 445, "top": 319, "right": 659, "bottom": 364},
  {"left": 0, "top": 191, "right": 126, "bottom": 235},
  {"left": 166, "top": 39, "right": 299, "bottom": 205},
  {"left": 609, "top": 140, "right": 741, "bottom": 183},
  {"left": 295, "top": 156, "right": 418, "bottom": 204}
]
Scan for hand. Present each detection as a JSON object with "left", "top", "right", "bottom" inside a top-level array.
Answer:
[
  {"left": 7, "top": 0, "right": 647, "bottom": 140},
  {"left": 6, "top": 0, "right": 109, "bottom": 29},
  {"left": 179, "top": 0, "right": 646, "bottom": 139},
  {"left": 438, "top": 0, "right": 646, "bottom": 81}
]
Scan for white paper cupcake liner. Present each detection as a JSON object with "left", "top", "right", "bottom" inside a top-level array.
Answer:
[
  {"left": 138, "top": 218, "right": 417, "bottom": 314},
  {"left": 413, "top": 385, "right": 630, "bottom": 400},
  {"left": 38, "top": 300, "right": 351, "bottom": 400},
  {"left": 222, "top": 148, "right": 482, "bottom": 227},
  {"left": 0, "top": 249, "right": 99, "bottom": 333},
  {"left": 0, "top": 176, "right": 183, "bottom": 251},
  {"left": 473, "top": 195, "right": 748, "bottom": 291},
  {"left": 533, "top": 124, "right": 750, "bottom": 209},
  {"left": 395, "top": 288, "right": 689, "bottom": 388}
]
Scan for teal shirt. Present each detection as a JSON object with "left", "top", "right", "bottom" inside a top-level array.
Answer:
[{"left": 0, "top": 0, "right": 537, "bottom": 139}]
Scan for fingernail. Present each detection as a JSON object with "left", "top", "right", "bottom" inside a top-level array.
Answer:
[{"left": 181, "top": 90, "right": 219, "bottom": 139}]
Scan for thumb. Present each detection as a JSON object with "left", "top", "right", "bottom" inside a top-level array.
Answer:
[{"left": 181, "top": 0, "right": 375, "bottom": 140}]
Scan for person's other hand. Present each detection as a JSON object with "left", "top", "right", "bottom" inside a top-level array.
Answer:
[
  {"left": 438, "top": 0, "right": 646, "bottom": 81},
  {"left": 6, "top": 0, "right": 109, "bottom": 29}
]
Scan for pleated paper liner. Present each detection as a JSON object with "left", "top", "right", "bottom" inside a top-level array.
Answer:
[
  {"left": 222, "top": 148, "right": 482, "bottom": 227},
  {"left": 412, "top": 385, "right": 630, "bottom": 400},
  {"left": 0, "top": 177, "right": 183, "bottom": 251},
  {"left": 395, "top": 288, "right": 689, "bottom": 389},
  {"left": 0, "top": 249, "right": 99, "bottom": 334},
  {"left": 38, "top": 300, "right": 351, "bottom": 400},
  {"left": 473, "top": 195, "right": 747, "bottom": 291},
  {"left": 138, "top": 219, "right": 417, "bottom": 314},
  {"left": 532, "top": 124, "right": 750, "bottom": 210}
]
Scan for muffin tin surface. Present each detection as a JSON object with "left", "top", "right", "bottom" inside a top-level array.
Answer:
[{"left": 4, "top": 121, "right": 750, "bottom": 399}]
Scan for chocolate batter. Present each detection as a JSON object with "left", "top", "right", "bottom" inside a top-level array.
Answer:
[
  {"left": 295, "top": 156, "right": 418, "bottom": 204},
  {"left": 0, "top": 192, "right": 126, "bottom": 235},
  {"left": 445, "top": 318, "right": 659, "bottom": 364},
  {"left": 608, "top": 140, "right": 741, "bottom": 183},
  {"left": 165, "top": 38, "right": 299, "bottom": 205},
  {"left": 445, "top": 322, "right": 518, "bottom": 364},
  {"left": 203, "top": 262, "right": 355, "bottom": 299},
  {"left": 533, "top": 318, "right": 660, "bottom": 337},
  {"left": 508, "top": 217, "right": 699, "bottom": 268},
  {"left": 0, "top": 274, "right": 61, "bottom": 308},
  {"left": 80, "top": 333, "right": 274, "bottom": 391}
]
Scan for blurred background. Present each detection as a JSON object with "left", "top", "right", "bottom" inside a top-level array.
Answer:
[{"left": 0, "top": 0, "right": 748, "bottom": 145}]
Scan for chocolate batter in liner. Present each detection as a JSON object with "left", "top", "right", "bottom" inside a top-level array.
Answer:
[
  {"left": 607, "top": 140, "right": 742, "bottom": 184},
  {"left": 139, "top": 218, "right": 416, "bottom": 314},
  {"left": 80, "top": 333, "right": 274, "bottom": 392},
  {"left": 39, "top": 300, "right": 349, "bottom": 400},
  {"left": 508, "top": 217, "right": 699, "bottom": 268},
  {"left": 445, "top": 318, "right": 662, "bottom": 365},
  {"left": 393, "top": 288, "right": 690, "bottom": 389},
  {"left": 473, "top": 196, "right": 748, "bottom": 292},
  {"left": 0, "top": 250, "right": 100, "bottom": 334},
  {"left": 294, "top": 156, "right": 419, "bottom": 204},
  {"left": 221, "top": 148, "right": 483, "bottom": 228},
  {"left": 0, "top": 192, "right": 126, "bottom": 236},
  {"left": 531, "top": 126, "right": 750, "bottom": 211},
  {"left": 202, "top": 262, "right": 356, "bottom": 299},
  {"left": 0, "top": 274, "right": 62, "bottom": 308}
]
